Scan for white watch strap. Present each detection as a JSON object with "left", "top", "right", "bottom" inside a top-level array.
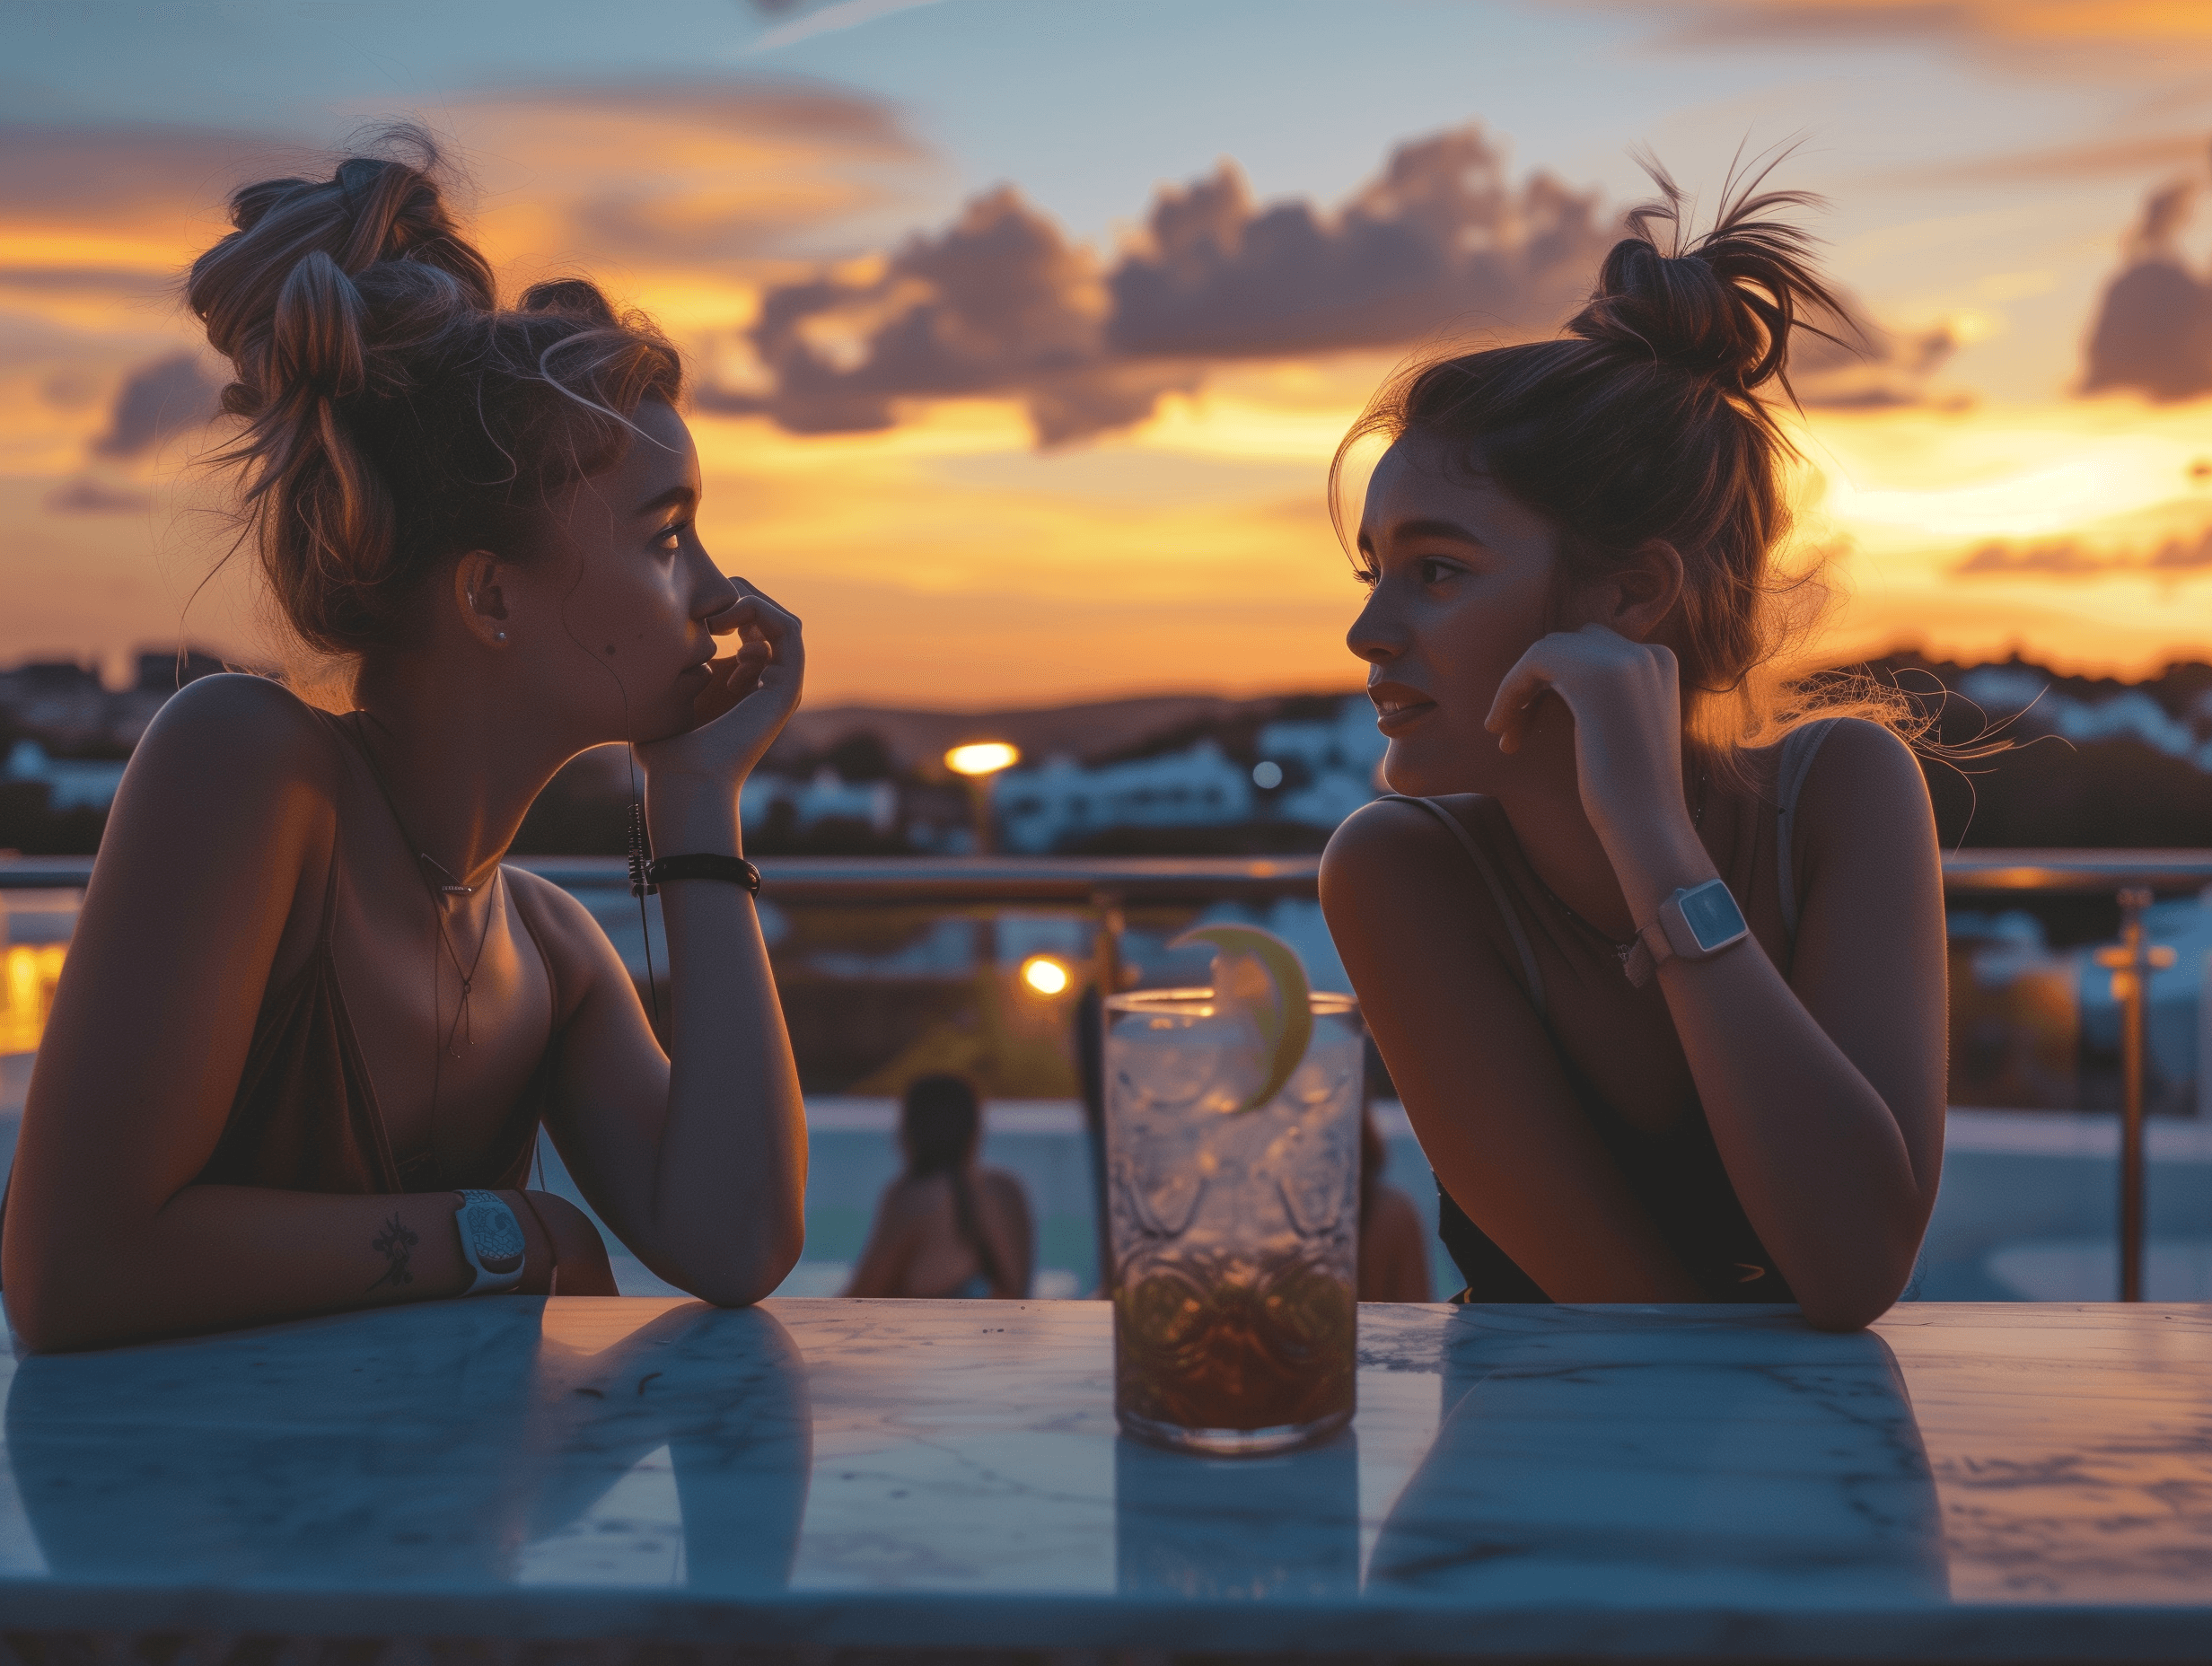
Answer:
[{"left": 453, "top": 1189, "right": 527, "bottom": 1295}]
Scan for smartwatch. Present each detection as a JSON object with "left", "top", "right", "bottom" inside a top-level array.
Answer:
[
  {"left": 1622, "top": 878, "right": 1751, "bottom": 987},
  {"left": 453, "top": 1189, "right": 527, "bottom": 1294}
]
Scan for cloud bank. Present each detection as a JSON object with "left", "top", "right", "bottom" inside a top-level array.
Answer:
[
  {"left": 1955, "top": 526, "right": 2212, "bottom": 580},
  {"left": 716, "top": 122, "right": 1952, "bottom": 445},
  {"left": 719, "top": 127, "right": 1615, "bottom": 444}
]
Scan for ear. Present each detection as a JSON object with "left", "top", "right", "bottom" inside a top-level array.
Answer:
[
  {"left": 451, "top": 551, "right": 512, "bottom": 648},
  {"left": 1574, "top": 539, "right": 1683, "bottom": 642}
]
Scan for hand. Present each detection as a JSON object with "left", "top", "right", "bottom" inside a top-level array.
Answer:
[
  {"left": 637, "top": 583, "right": 804, "bottom": 850},
  {"left": 1484, "top": 624, "right": 1713, "bottom": 917}
]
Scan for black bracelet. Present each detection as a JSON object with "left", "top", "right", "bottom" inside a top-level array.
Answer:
[{"left": 642, "top": 854, "right": 761, "bottom": 895}]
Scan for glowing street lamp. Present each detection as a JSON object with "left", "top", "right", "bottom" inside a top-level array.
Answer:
[
  {"left": 1021, "top": 954, "right": 1070, "bottom": 996},
  {"left": 944, "top": 741, "right": 1020, "bottom": 855}
]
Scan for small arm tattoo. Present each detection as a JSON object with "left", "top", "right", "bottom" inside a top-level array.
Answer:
[{"left": 366, "top": 1213, "right": 420, "bottom": 1293}]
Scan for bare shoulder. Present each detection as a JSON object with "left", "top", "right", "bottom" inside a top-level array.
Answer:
[
  {"left": 1793, "top": 718, "right": 1936, "bottom": 846},
  {"left": 98, "top": 678, "right": 344, "bottom": 885},
  {"left": 500, "top": 863, "right": 610, "bottom": 951},
  {"left": 127, "top": 674, "right": 342, "bottom": 802},
  {"left": 873, "top": 1173, "right": 935, "bottom": 1223},
  {"left": 1321, "top": 794, "right": 1475, "bottom": 905},
  {"left": 979, "top": 1166, "right": 1031, "bottom": 1209},
  {"left": 499, "top": 864, "right": 633, "bottom": 1022}
]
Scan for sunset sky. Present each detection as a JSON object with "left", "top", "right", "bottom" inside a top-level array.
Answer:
[{"left": 9, "top": 0, "right": 2212, "bottom": 707}]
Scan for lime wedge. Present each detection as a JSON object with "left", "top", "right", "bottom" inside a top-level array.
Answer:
[{"left": 1170, "top": 924, "right": 1313, "bottom": 1111}]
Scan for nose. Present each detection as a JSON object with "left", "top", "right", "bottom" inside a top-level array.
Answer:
[
  {"left": 687, "top": 548, "right": 741, "bottom": 620},
  {"left": 1347, "top": 585, "right": 1406, "bottom": 668}
]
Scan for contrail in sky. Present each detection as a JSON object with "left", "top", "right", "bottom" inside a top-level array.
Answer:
[{"left": 750, "top": 0, "right": 950, "bottom": 54}]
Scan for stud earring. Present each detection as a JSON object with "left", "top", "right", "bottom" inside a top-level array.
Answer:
[{"left": 496, "top": 631, "right": 507, "bottom": 642}]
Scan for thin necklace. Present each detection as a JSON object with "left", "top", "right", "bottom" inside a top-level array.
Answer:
[
  {"left": 1528, "top": 769, "right": 1709, "bottom": 970},
  {"left": 347, "top": 714, "right": 500, "bottom": 1167}
]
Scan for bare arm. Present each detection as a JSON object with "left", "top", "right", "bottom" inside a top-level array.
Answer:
[
  {"left": 1361, "top": 1187, "right": 1435, "bottom": 1303},
  {"left": 1322, "top": 801, "right": 1708, "bottom": 1303},
  {"left": 1648, "top": 723, "right": 1945, "bottom": 1329},
  {"left": 1487, "top": 627, "right": 1945, "bottom": 1329},
  {"left": 1, "top": 679, "right": 588, "bottom": 1353},
  {"left": 531, "top": 592, "right": 809, "bottom": 1306}
]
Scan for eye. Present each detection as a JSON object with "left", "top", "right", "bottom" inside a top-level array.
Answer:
[
  {"left": 653, "top": 520, "right": 689, "bottom": 552},
  {"left": 1351, "top": 559, "right": 1380, "bottom": 589},
  {"left": 1417, "top": 556, "right": 1463, "bottom": 585}
]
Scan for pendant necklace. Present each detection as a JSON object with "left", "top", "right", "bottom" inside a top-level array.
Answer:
[
  {"left": 347, "top": 714, "right": 500, "bottom": 1169},
  {"left": 1529, "top": 768, "right": 1709, "bottom": 972}
]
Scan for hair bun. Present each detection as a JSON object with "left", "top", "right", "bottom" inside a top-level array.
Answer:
[
  {"left": 1566, "top": 154, "right": 1858, "bottom": 399},
  {"left": 189, "top": 127, "right": 495, "bottom": 410},
  {"left": 271, "top": 250, "right": 367, "bottom": 399},
  {"left": 518, "top": 278, "right": 621, "bottom": 328}
]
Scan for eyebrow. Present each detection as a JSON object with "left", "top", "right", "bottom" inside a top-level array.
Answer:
[
  {"left": 1357, "top": 516, "right": 1488, "bottom": 556},
  {"left": 635, "top": 483, "right": 698, "bottom": 519},
  {"left": 1392, "top": 517, "right": 1487, "bottom": 546}
]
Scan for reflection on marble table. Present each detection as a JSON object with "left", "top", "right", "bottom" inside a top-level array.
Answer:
[{"left": 0, "top": 1299, "right": 2207, "bottom": 1661}]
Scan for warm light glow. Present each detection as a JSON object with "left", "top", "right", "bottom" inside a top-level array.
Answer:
[
  {"left": 946, "top": 741, "right": 1020, "bottom": 776},
  {"left": 0, "top": 944, "right": 67, "bottom": 1056},
  {"left": 1021, "top": 954, "right": 1071, "bottom": 996}
]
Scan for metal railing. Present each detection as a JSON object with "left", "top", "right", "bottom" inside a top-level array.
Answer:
[{"left": 8, "top": 847, "right": 2208, "bottom": 1300}]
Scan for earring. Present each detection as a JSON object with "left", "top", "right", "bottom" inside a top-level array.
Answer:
[{"left": 495, "top": 631, "right": 507, "bottom": 642}]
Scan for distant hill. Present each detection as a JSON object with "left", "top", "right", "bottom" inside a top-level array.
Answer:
[{"left": 775, "top": 689, "right": 1359, "bottom": 775}]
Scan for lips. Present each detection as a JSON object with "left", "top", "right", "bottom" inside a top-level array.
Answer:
[{"left": 1368, "top": 682, "right": 1437, "bottom": 736}]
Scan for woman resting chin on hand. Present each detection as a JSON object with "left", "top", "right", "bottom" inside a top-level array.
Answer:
[
  {"left": 1319, "top": 163, "right": 1945, "bottom": 1333},
  {"left": 3, "top": 129, "right": 807, "bottom": 1352}
]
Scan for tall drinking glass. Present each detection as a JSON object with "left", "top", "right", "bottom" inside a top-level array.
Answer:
[{"left": 1104, "top": 987, "right": 1364, "bottom": 1455}]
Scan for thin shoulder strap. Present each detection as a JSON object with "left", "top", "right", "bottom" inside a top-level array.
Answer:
[
  {"left": 1377, "top": 794, "right": 1546, "bottom": 1021},
  {"left": 1775, "top": 718, "right": 1843, "bottom": 944}
]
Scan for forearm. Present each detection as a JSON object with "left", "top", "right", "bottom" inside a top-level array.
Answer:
[
  {"left": 1659, "top": 946, "right": 1928, "bottom": 1325},
  {"left": 9, "top": 1187, "right": 470, "bottom": 1353},
  {"left": 637, "top": 794, "right": 806, "bottom": 1303},
  {"left": 650, "top": 883, "right": 807, "bottom": 1299},
  {"left": 4, "top": 1184, "right": 585, "bottom": 1353}
]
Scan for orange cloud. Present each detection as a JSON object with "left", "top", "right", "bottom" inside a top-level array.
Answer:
[{"left": 1643, "top": 0, "right": 2212, "bottom": 48}]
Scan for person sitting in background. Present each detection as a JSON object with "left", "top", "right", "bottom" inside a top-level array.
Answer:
[
  {"left": 1358, "top": 1109, "right": 1434, "bottom": 1302},
  {"left": 844, "top": 1074, "right": 1033, "bottom": 1299}
]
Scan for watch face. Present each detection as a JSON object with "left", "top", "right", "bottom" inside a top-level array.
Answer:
[
  {"left": 464, "top": 1199, "right": 527, "bottom": 1272},
  {"left": 1680, "top": 881, "right": 1749, "bottom": 952}
]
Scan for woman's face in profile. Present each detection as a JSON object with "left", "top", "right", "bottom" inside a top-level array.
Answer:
[
  {"left": 515, "top": 397, "right": 741, "bottom": 746},
  {"left": 1347, "top": 430, "right": 1563, "bottom": 797}
]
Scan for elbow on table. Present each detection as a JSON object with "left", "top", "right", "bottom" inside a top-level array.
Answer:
[
  {"left": 1795, "top": 1291, "right": 1893, "bottom": 1334},
  {"left": 4, "top": 1260, "right": 145, "bottom": 1355},
  {"left": 1791, "top": 1253, "right": 1920, "bottom": 1334},
  {"left": 675, "top": 1221, "right": 805, "bottom": 1309}
]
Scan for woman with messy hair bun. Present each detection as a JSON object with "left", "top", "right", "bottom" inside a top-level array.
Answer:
[
  {"left": 4, "top": 132, "right": 808, "bottom": 1351},
  {"left": 1320, "top": 162, "right": 1945, "bottom": 1331}
]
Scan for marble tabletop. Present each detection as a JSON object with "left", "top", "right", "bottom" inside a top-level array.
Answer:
[{"left": 0, "top": 1298, "right": 2207, "bottom": 1661}]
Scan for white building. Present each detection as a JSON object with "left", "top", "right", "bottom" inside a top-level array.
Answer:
[
  {"left": 4, "top": 742, "right": 128, "bottom": 811},
  {"left": 741, "top": 767, "right": 899, "bottom": 837},
  {"left": 1254, "top": 701, "right": 1388, "bottom": 829},
  {"left": 996, "top": 741, "right": 1253, "bottom": 854}
]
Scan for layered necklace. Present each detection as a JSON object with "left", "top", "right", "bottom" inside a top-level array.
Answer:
[{"left": 347, "top": 713, "right": 500, "bottom": 1168}]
